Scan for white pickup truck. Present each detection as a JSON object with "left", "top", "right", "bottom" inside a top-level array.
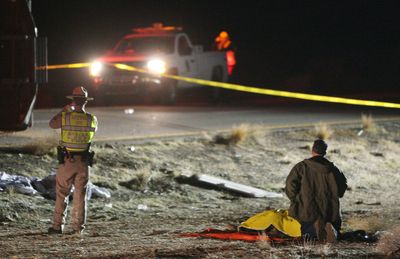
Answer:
[{"left": 89, "top": 23, "right": 229, "bottom": 104}]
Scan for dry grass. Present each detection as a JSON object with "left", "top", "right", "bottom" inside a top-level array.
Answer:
[
  {"left": 1, "top": 133, "right": 59, "bottom": 156},
  {"left": 19, "top": 136, "right": 59, "bottom": 155},
  {"left": 136, "top": 166, "right": 152, "bottom": 190},
  {"left": 361, "top": 113, "right": 376, "bottom": 132},
  {"left": 295, "top": 237, "right": 315, "bottom": 258},
  {"left": 119, "top": 166, "right": 152, "bottom": 191},
  {"left": 256, "top": 232, "right": 272, "bottom": 250},
  {"left": 314, "top": 243, "right": 333, "bottom": 257},
  {"left": 376, "top": 225, "right": 400, "bottom": 256},
  {"left": 213, "top": 124, "right": 267, "bottom": 146},
  {"left": 314, "top": 122, "right": 333, "bottom": 140},
  {"left": 5, "top": 186, "right": 16, "bottom": 196},
  {"left": 345, "top": 215, "right": 388, "bottom": 233},
  {"left": 213, "top": 124, "right": 248, "bottom": 145}
]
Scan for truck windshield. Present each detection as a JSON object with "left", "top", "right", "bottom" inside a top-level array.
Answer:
[{"left": 114, "top": 36, "right": 175, "bottom": 55}]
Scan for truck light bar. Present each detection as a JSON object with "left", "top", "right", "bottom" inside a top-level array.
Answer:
[{"left": 132, "top": 23, "right": 182, "bottom": 34}]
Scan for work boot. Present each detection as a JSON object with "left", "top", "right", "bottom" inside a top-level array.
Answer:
[
  {"left": 325, "top": 222, "right": 337, "bottom": 243},
  {"left": 47, "top": 227, "right": 63, "bottom": 235}
]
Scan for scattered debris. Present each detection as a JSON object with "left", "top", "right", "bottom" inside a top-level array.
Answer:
[
  {"left": 176, "top": 172, "right": 283, "bottom": 198},
  {"left": 0, "top": 172, "right": 37, "bottom": 195},
  {"left": 370, "top": 152, "right": 384, "bottom": 157},
  {"left": 137, "top": 204, "right": 148, "bottom": 210},
  {"left": 366, "top": 202, "right": 382, "bottom": 206},
  {"left": 354, "top": 200, "right": 381, "bottom": 206},
  {"left": 88, "top": 183, "right": 111, "bottom": 199},
  {"left": 1, "top": 172, "right": 111, "bottom": 199}
]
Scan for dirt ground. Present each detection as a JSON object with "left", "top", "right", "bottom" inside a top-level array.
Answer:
[{"left": 1, "top": 120, "right": 400, "bottom": 258}]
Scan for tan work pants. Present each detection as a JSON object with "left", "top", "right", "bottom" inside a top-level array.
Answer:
[{"left": 52, "top": 155, "right": 89, "bottom": 232}]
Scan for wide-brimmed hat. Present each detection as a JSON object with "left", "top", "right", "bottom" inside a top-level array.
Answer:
[{"left": 66, "top": 86, "right": 94, "bottom": 100}]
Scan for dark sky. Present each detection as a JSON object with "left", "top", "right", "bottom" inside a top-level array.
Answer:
[{"left": 32, "top": 0, "right": 400, "bottom": 95}]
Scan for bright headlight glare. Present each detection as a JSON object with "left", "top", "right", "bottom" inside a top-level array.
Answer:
[
  {"left": 147, "top": 59, "right": 166, "bottom": 74},
  {"left": 89, "top": 61, "right": 103, "bottom": 77}
]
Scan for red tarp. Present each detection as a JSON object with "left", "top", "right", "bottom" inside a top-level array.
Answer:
[{"left": 180, "top": 228, "right": 297, "bottom": 243}]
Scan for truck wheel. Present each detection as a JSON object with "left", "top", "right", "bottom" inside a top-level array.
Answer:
[
  {"left": 160, "top": 69, "right": 178, "bottom": 105},
  {"left": 210, "top": 66, "right": 223, "bottom": 103},
  {"left": 161, "top": 79, "right": 177, "bottom": 105}
]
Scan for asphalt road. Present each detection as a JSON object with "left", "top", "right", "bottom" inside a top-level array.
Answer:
[{"left": 4, "top": 103, "right": 398, "bottom": 145}]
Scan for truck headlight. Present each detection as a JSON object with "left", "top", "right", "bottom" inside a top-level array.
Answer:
[
  {"left": 147, "top": 59, "right": 166, "bottom": 74},
  {"left": 89, "top": 61, "right": 103, "bottom": 77}
]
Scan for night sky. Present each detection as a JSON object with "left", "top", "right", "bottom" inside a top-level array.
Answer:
[{"left": 32, "top": 0, "right": 399, "bottom": 102}]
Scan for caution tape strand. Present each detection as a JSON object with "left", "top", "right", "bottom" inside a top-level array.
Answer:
[
  {"left": 36, "top": 62, "right": 400, "bottom": 109},
  {"left": 112, "top": 63, "right": 400, "bottom": 109},
  {"left": 36, "top": 63, "right": 90, "bottom": 70}
]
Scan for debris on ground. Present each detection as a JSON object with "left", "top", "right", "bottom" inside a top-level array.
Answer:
[
  {"left": 1, "top": 172, "right": 111, "bottom": 199},
  {"left": 0, "top": 172, "right": 37, "bottom": 195},
  {"left": 176, "top": 172, "right": 283, "bottom": 198},
  {"left": 0, "top": 120, "right": 399, "bottom": 258}
]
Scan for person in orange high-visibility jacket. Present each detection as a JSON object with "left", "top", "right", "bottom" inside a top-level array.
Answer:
[
  {"left": 48, "top": 86, "right": 97, "bottom": 235},
  {"left": 214, "top": 31, "right": 236, "bottom": 76}
]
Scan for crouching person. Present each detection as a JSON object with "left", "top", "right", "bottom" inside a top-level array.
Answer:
[
  {"left": 47, "top": 87, "right": 97, "bottom": 235},
  {"left": 285, "top": 139, "right": 347, "bottom": 243}
]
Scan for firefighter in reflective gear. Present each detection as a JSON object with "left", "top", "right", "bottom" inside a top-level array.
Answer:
[
  {"left": 215, "top": 31, "right": 233, "bottom": 51},
  {"left": 214, "top": 31, "right": 236, "bottom": 75},
  {"left": 48, "top": 86, "right": 97, "bottom": 235}
]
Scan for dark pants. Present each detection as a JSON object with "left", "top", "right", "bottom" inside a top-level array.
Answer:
[{"left": 301, "top": 219, "right": 342, "bottom": 239}]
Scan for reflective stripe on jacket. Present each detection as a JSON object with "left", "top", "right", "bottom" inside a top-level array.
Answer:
[{"left": 61, "top": 111, "right": 97, "bottom": 152}]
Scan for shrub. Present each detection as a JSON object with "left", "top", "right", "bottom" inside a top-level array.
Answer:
[{"left": 314, "top": 122, "right": 333, "bottom": 140}]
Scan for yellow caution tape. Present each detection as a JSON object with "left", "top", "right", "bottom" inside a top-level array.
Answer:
[
  {"left": 34, "top": 61, "right": 400, "bottom": 109},
  {"left": 113, "top": 63, "right": 400, "bottom": 109},
  {"left": 36, "top": 62, "right": 90, "bottom": 70}
]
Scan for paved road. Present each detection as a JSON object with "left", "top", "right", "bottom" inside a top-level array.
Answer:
[{"left": 4, "top": 103, "right": 398, "bottom": 145}]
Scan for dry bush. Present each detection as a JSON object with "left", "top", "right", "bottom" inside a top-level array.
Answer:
[
  {"left": 213, "top": 124, "right": 249, "bottom": 145},
  {"left": 376, "top": 225, "right": 400, "bottom": 256},
  {"left": 134, "top": 166, "right": 152, "bottom": 191},
  {"left": 360, "top": 114, "right": 378, "bottom": 135},
  {"left": 213, "top": 124, "right": 267, "bottom": 146},
  {"left": 314, "top": 122, "right": 333, "bottom": 140},
  {"left": 119, "top": 166, "right": 152, "bottom": 191},
  {"left": 247, "top": 124, "right": 268, "bottom": 145},
  {"left": 346, "top": 215, "right": 387, "bottom": 233}
]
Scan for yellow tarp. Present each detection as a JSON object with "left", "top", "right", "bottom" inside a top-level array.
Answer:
[{"left": 240, "top": 209, "right": 301, "bottom": 237}]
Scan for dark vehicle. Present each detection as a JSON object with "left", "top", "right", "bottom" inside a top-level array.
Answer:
[{"left": 0, "top": 0, "right": 47, "bottom": 131}]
